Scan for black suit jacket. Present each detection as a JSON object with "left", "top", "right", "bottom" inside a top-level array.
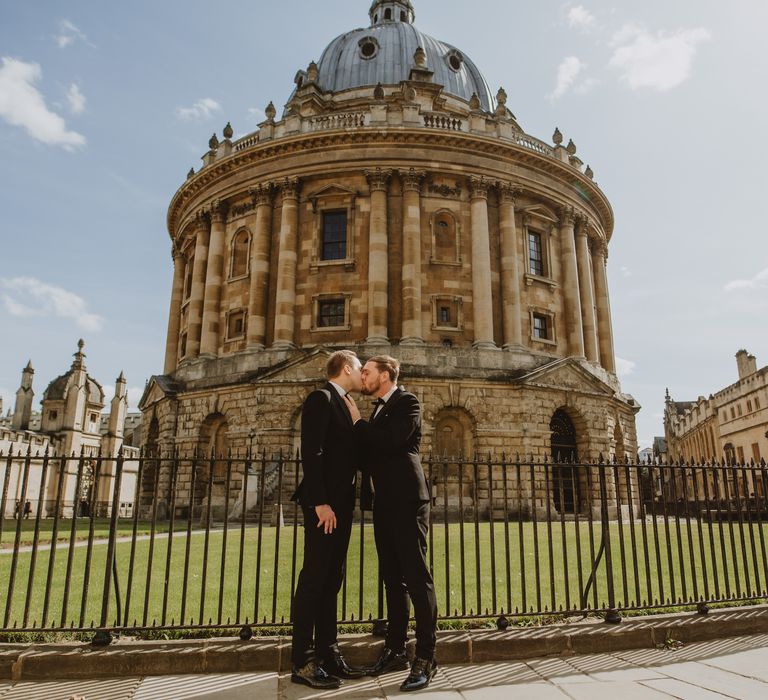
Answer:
[
  {"left": 292, "top": 383, "right": 359, "bottom": 511},
  {"left": 354, "top": 388, "right": 429, "bottom": 508}
]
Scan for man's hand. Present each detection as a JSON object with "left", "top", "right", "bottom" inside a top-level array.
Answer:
[
  {"left": 315, "top": 504, "right": 337, "bottom": 534},
  {"left": 343, "top": 394, "right": 362, "bottom": 423}
]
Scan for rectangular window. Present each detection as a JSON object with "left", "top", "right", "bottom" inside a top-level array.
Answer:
[
  {"left": 184, "top": 259, "right": 194, "bottom": 300},
  {"left": 738, "top": 404, "right": 743, "bottom": 417},
  {"left": 227, "top": 310, "right": 246, "bottom": 339},
  {"left": 747, "top": 399, "right": 753, "bottom": 412},
  {"left": 49, "top": 410, "right": 58, "bottom": 421},
  {"left": 753, "top": 443, "right": 761, "bottom": 462},
  {"left": 755, "top": 396, "right": 761, "bottom": 409},
  {"left": 317, "top": 299, "right": 346, "bottom": 328},
  {"left": 533, "top": 313, "right": 549, "bottom": 340},
  {"left": 528, "top": 231, "right": 544, "bottom": 276},
  {"left": 321, "top": 211, "right": 347, "bottom": 261},
  {"left": 737, "top": 446, "right": 745, "bottom": 464},
  {"left": 731, "top": 407, "right": 736, "bottom": 420},
  {"left": 179, "top": 332, "right": 187, "bottom": 358},
  {"left": 439, "top": 306, "right": 451, "bottom": 324}
]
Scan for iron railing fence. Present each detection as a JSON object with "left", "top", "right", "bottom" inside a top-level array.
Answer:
[{"left": 1, "top": 448, "right": 767, "bottom": 643}]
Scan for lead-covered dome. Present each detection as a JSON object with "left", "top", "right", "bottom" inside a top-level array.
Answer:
[{"left": 315, "top": 0, "right": 495, "bottom": 112}]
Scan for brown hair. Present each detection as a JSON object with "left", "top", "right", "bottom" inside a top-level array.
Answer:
[
  {"left": 367, "top": 355, "right": 400, "bottom": 383},
  {"left": 326, "top": 350, "right": 359, "bottom": 379}
]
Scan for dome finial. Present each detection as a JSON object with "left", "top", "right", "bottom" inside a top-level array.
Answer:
[{"left": 370, "top": 0, "right": 415, "bottom": 26}]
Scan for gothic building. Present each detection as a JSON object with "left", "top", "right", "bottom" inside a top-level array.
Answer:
[
  {"left": 141, "top": 0, "right": 639, "bottom": 518},
  {"left": 0, "top": 341, "right": 140, "bottom": 517}
]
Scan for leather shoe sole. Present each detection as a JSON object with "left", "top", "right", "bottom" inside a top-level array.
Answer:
[{"left": 290, "top": 673, "right": 341, "bottom": 690}]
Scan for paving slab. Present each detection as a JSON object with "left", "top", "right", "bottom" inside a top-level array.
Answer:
[
  {"left": 527, "top": 657, "right": 593, "bottom": 685},
  {"left": 277, "top": 674, "right": 385, "bottom": 700},
  {"left": 1, "top": 677, "right": 141, "bottom": 700},
  {"left": 441, "top": 660, "right": 541, "bottom": 688},
  {"left": 640, "top": 678, "right": 732, "bottom": 699},
  {"left": 564, "top": 652, "right": 666, "bottom": 682},
  {"left": 652, "top": 660, "right": 768, "bottom": 698},
  {"left": 556, "top": 680, "right": 672, "bottom": 699},
  {"left": 134, "top": 672, "right": 278, "bottom": 700},
  {"left": 461, "top": 682, "right": 570, "bottom": 699},
  {"left": 699, "top": 648, "right": 768, "bottom": 683}
]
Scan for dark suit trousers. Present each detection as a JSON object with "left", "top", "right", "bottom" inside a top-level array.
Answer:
[
  {"left": 291, "top": 504, "right": 353, "bottom": 667},
  {"left": 374, "top": 501, "right": 437, "bottom": 660}
]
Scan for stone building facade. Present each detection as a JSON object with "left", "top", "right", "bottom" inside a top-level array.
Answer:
[
  {"left": 665, "top": 350, "right": 768, "bottom": 465},
  {"left": 0, "top": 341, "right": 140, "bottom": 518},
  {"left": 141, "top": 0, "right": 639, "bottom": 518}
]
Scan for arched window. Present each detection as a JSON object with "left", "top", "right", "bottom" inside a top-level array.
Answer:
[
  {"left": 384, "top": 8, "right": 392, "bottom": 20},
  {"left": 432, "top": 210, "right": 459, "bottom": 263},
  {"left": 551, "top": 409, "right": 581, "bottom": 514},
  {"left": 229, "top": 230, "right": 250, "bottom": 278}
]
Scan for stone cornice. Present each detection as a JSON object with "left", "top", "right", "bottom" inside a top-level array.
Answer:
[{"left": 168, "top": 130, "right": 613, "bottom": 238}]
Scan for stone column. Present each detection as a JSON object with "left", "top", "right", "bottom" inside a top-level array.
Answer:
[
  {"left": 575, "top": 217, "right": 599, "bottom": 363},
  {"left": 558, "top": 207, "right": 584, "bottom": 357},
  {"left": 186, "top": 213, "right": 210, "bottom": 359},
  {"left": 163, "top": 246, "right": 186, "bottom": 373},
  {"left": 200, "top": 200, "right": 228, "bottom": 357},
  {"left": 400, "top": 168, "right": 426, "bottom": 344},
  {"left": 246, "top": 183, "right": 273, "bottom": 350},
  {"left": 272, "top": 178, "right": 300, "bottom": 349},
  {"left": 591, "top": 238, "right": 616, "bottom": 373},
  {"left": 469, "top": 177, "right": 496, "bottom": 349},
  {"left": 365, "top": 168, "right": 392, "bottom": 344},
  {"left": 498, "top": 182, "right": 523, "bottom": 350}
]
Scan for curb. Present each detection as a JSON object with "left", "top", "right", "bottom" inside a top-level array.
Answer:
[{"left": 2, "top": 605, "right": 767, "bottom": 681}]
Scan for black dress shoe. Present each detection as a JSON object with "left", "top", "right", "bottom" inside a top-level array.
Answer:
[
  {"left": 366, "top": 647, "right": 409, "bottom": 676},
  {"left": 291, "top": 660, "right": 342, "bottom": 689},
  {"left": 399, "top": 657, "right": 438, "bottom": 692},
  {"left": 323, "top": 651, "right": 366, "bottom": 679}
]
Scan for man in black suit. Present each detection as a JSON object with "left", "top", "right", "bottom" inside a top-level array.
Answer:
[
  {"left": 344, "top": 355, "right": 438, "bottom": 693},
  {"left": 290, "top": 350, "right": 366, "bottom": 689}
]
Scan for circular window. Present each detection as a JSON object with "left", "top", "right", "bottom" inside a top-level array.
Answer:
[
  {"left": 359, "top": 36, "right": 379, "bottom": 60},
  {"left": 447, "top": 52, "right": 463, "bottom": 72}
]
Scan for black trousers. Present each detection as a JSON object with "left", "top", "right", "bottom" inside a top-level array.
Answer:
[
  {"left": 291, "top": 504, "right": 353, "bottom": 668},
  {"left": 374, "top": 501, "right": 437, "bottom": 660}
]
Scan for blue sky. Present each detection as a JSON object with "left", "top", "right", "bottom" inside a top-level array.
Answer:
[{"left": 0, "top": 0, "right": 766, "bottom": 450}]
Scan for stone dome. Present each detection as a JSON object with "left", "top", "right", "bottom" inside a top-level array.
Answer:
[{"left": 315, "top": 0, "right": 495, "bottom": 111}]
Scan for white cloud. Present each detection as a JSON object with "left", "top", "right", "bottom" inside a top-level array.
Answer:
[
  {"left": 549, "top": 56, "right": 585, "bottom": 100},
  {"left": 567, "top": 5, "right": 595, "bottom": 30},
  {"left": 0, "top": 57, "right": 86, "bottom": 150},
  {"left": 66, "top": 83, "right": 85, "bottom": 114},
  {"left": 54, "top": 20, "right": 92, "bottom": 49},
  {"left": 725, "top": 266, "right": 768, "bottom": 292},
  {"left": 0, "top": 277, "right": 102, "bottom": 332},
  {"left": 248, "top": 107, "right": 265, "bottom": 121},
  {"left": 615, "top": 357, "right": 636, "bottom": 377},
  {"left": 176, "top": 97, "right": 221, "bottom": 121},
  {"left": 609, "top": 26, "right": 711, "bottom": 91}
]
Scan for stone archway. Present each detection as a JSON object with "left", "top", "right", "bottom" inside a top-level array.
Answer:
[
  {"left": 550, "top": 409, "right": 581, "bottom": 514},
  {"left": 196, "top": 413, "right": 230, "bottom": 520},
  {"left": 432, "top": 407, "right": 476, "bottom": 519}
]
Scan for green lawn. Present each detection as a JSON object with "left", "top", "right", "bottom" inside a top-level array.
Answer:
[
  {"left": 0, "top": 518, "right": 171, "bottom": 548},
  {"left": 1, "top": 517, "right": 767, "bottom": 631}
]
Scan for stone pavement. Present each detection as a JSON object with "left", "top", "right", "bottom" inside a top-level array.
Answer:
[{"left": 2, "top": 633, "right": 768, "bottom": 699}]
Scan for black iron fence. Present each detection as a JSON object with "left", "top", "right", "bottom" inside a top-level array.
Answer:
[{"left": 1, "top": 448, "right": 767, "bottom": 642}]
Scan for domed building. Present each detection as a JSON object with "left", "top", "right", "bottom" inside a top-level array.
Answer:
[{"left": 141, "top": 0, "right": 639, "bottom": 518}]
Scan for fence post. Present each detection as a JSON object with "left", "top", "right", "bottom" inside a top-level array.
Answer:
[
  {"left": 598, "top": 455, "right": 621, "bottom": 624},
  {"left": 93, "top": 449, "right": 124, "bottom": 646}
]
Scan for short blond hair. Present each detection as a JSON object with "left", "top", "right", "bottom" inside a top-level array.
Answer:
[{"left": 326, "top": 350, "right": 359, "bottom": 379}]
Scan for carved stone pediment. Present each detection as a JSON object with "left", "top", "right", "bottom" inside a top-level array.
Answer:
[
  {"left": 518, "top": 359, "right": 615, "bottom": 397},
  {"left": 139, "top": 376, "right": 178, "bottom": 410}
]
